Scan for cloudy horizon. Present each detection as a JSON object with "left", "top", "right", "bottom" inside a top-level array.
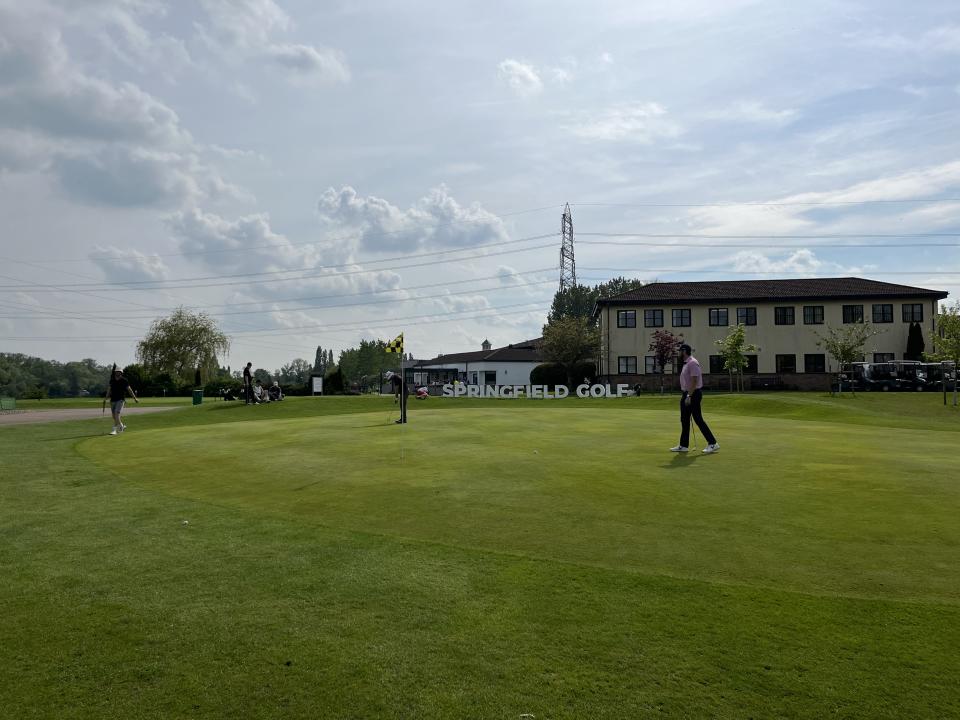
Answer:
[{"left": 2, "top": 0, "right": 959, "bottom": 370}]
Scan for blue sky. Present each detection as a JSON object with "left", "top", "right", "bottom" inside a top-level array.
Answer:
[{"left": 1, "top": 0, "right": 959, "bottom": 369}]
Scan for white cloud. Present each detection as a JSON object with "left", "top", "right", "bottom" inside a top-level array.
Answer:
[
  {"left": 564, "top": 102, "right": 681, "bottom": 142},
  {"left": 317, "top": 186, "right": 509, "bottom": 252},
  {"left": 198, "top": 0, "right": 290, "bottom": 50},
  {"left": 731, "top": 249, "right": 824, "bottom": 274},
  {"left": 166, "top": 207, "right": 402, "bottom": 307},
  {"left": 0, "top": 27, "right": 189, "bottom": 147},
  {"left": 498, "top": 59, "right": 543, "bottom": 97},
  {"left": 197, "top": 0, "right": 349, "bottom": 85},
  {"left": 548, "top": 66, "right": 572, "bottom": 84},
  {"left": 708, "top": 100, "right": 797, "bottom": 125},
  {"left": 497, "top": 265, "right": 524, "bottom": 286},
  {"left": 88, "top": 244, "right": 169, "bottom": 283},
  {"left": 0, "top": 9, "right": 236, "bottom": 208},
  {"left": 599, "top": 51, "right": 614, "bottom": 65},
  {"left": 846, "top": 25, "right": 960, "bottom": 54},
  {"left": 266, "top": 43, "right": 350, "bottom": 84}
]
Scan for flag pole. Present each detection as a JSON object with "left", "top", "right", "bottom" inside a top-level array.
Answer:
[{"left": 400, "top": 338, "right": 405, "bottom": 463}]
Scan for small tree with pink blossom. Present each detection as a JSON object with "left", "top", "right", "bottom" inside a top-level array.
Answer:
[{"left": 648, "top": 329, "right": 679, "bottom": 394}]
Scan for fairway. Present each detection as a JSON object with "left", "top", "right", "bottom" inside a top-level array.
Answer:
[{"left": 3, "top": 395, "right": 959, "bottom": 718}]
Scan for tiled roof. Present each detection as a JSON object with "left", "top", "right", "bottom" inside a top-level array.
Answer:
[
  {"left": 416, "top": 338, "right": 543, "bottom": 366},
  {"left": 597, "top": 277, "right": 948, "bottom": 306}
]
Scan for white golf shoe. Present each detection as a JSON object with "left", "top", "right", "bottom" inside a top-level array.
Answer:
[
  {"left": 670, "top": 445, "right": 689, "bottom": 453},
  {"left": 119, "top": 423, "right": 126, "bottom": 433},
  {"left": 702, "top": 443, "right": 720, "bottom": 454},
  {"left": 109, "top": 427, "right": 118, "bottom": 436}
]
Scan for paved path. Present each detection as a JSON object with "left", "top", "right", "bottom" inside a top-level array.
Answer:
[{"left": 0, "top": 406, "right": 180, "bottom": 426}]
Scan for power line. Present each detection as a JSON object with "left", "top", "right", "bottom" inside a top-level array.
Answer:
[
  {"left": 1, "top": 267, "right": 555, "bottom": 315},
  {"left": 0, "top": 274, "right": 556, "bottom": 320},
  {"left": 0, "top": 235, "right": 558, "bottom": 291},
  {"left": 578, "top": 232, "right": 960, "bottom": 239},
  {"left": 580, "top": 266, "right": 960, "bottom": 276},
  {"left": 571, "top": 198, "right": 960, "bottom": 208},
  {"left": 3, "top": 301, "right": 549, "bottom": 341},
  {"left": 578, "top": 240, "right": 960, "bottom": 249},
  {"left": 12, "top": 204, "right": 562, "bottom": 265}
]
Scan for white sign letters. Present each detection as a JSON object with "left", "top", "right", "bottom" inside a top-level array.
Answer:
[{"left": 441, "top": 383, "right": 630, "bottom": 399}]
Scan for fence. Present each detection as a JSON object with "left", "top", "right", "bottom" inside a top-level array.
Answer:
[{"left": 0, "top": 397, "right": 15, "bottom": 411}]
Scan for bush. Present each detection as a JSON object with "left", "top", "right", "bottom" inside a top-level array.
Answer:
[
  {"left": 324, "top": 366, "right": 345, "bottom": 394},
  {"left": 530, "top": 363, "right": 568, "bottom": 387},
  {"left": 572, "top": 361, "right": 596, "bottom": 385}
]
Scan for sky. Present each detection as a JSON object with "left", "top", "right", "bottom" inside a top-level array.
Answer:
[{"left": 1, "top": 0, "right": 959, "bottom": 371}]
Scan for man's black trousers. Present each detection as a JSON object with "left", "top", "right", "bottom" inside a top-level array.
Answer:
[{"left": 679, "top": 389, "right": 716, "bottom": 447}]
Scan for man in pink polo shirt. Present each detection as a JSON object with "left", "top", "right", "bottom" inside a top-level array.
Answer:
[{"left": 671, "top": 343, "right": 719, "bottom": 454}]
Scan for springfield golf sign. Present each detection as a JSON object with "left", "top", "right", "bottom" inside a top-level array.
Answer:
[{"left": 442, "top": 383, "right": 631, "bottom": 399}]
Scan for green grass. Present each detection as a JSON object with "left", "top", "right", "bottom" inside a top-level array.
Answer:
[
  {"left": 15, "top": 396, "right": 193, "bottom": 410},
  {"left": 2, "top": 394, "right": 958, "bottom": 718}
]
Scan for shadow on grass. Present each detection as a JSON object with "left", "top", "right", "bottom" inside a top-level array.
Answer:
[
  {"left": 661, "top": 453, "right": 701, "bottom": 469},
  {"left": 42, "top": 432, "right": 105, "bottom": 442}
]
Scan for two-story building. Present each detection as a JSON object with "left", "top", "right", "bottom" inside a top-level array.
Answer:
[{"left": 595, "top": 277, "right": 948, "bottom": 390}]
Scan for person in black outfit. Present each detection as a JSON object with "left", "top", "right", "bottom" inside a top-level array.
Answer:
[
  {"left": 106, "top": 367, "right": 138, "bottom": 435},
  {"left": 386, "top": 370, "right": 407, "bottom": 424},
  {"left": 242, "top": 362, "right": 253, "bottom": 405}
]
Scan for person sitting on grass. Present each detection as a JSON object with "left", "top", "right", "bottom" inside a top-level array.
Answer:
[
  {"left": 253, "top": 380, "right": 270, "bottom": 404},
  {"left": 268, "top": 381, "right": 283, "bottom": 402}
]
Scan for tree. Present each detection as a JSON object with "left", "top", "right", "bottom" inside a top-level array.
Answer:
[
  {"left": 815, "top": 322, "right": 882, "bottom": 395},
  {"left": 595, "top": 276, "right": 644, "bottom": 300},
  {"left": 137, "top": 307, "right": 230, "bottom": 386},
  {"left": 547, "top": 284, "right": 598, "bottom": 324},
  {"left": 648, "top": 329, "right": 679, "bottom": 394},
  {"left": 546, "top": 277, "right": 644, "bottom": 326},
  {"left": 928, "top": 301, "right": 960, "bottom": 365},
  {"left": 277, "top": 358, "right": 312, "bottom": 386},
  {"left": 905, "top": 322, "right": 925, "bottom": 361},
  {"left": 715, "top": 324, "right": 758, "bottom": 393},
  {"left": 539, "top": 316, "right": 601, "bottom": 389},
  {"left": 313, "top": 346, "right": 327, "bottom": 374}
]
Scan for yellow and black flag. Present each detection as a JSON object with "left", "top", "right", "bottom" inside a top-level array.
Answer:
[{"left": 386, "top": 333, "right": 404, "bottom": 354}]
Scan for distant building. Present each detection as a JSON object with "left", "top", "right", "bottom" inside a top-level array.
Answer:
[
  {"left": 411, "top": 338, "right": 543, "bottom": 387},
  {"left": 595, "top": 277, "right": 948, "bottom": 390}
]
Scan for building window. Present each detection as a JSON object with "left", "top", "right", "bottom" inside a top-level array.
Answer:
[
  {"left": 644, "top": 309, "right": 663, "bottom": 327},
  {"left": 672, "top": 309, "right": 691, "bottom": 327},
  {"left": 618, "top": 356, "right": 638, "bottom": 373},
  {"left": 804, "top": 354, "right": 826, "bottom": 373},
  {"left": 873, "top": 353, "right": 895, "bottom": 363},
  {"left": 843, "top": 305, "right": 864, "bottom": 323},
  {"left": 776, "top": 354, "right": 796, "bottom": 373},
  {"left": 709, "top": 308, "right": 729, "bottom": 327},
  {"left": 709, "top": 355, "right": 725, "bottom": 374},
  {"left": 774, "top": 307, "right": 795, "bottom": 325},
  {"left": 617, "top": 310, "right": 636, "bottom": 328},
  {"left": 644, "top": 356, "right": 664, "bottom": 374},
  {"left": 737, "top": 307, "right": 757, "bottom": 326},
  {"left": 872, "top": 304, "right": 893, "bottom": 323},
  {"left": 744, "top": 355, "right": 758, "bottom": 374},
  {"left": 902, "top": 304, "right": 923, "bottom": 323},
  {"left": 803, "top": 306, "right": 824, "bottom": 325}
]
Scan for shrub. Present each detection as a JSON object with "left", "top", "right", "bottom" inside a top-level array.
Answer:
[{"left": 530, "top": 363, "right": 568, "bottom": 387}]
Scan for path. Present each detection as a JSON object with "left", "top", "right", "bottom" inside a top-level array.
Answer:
[{"left": 0, "top": 406, "right": 181, "bottom": 426}]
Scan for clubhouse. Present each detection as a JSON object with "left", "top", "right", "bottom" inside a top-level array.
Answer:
[
  {"left": 594, "top": 277, "right": 949, "bottom": 391},
  {"left": 408, "top": 337, "right": 543, "bottom": 387}
]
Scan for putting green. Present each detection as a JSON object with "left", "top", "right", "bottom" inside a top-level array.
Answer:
[{"left": 79, "top": 403, "right": 960, "bottom": 602}]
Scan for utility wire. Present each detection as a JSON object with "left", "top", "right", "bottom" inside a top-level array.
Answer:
[{"left": 0, "top": 236, "right": 558, "bottom": 291}]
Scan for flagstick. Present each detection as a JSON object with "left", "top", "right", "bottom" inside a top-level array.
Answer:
[{"left": 400, "top": 344, "right": 405, "bottom": 463}]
